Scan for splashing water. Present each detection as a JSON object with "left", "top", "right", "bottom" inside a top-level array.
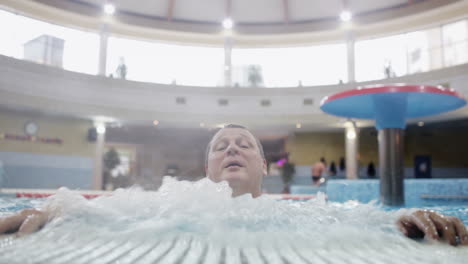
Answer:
[{"left": 0, "top": 177, "right": 467, "bottom": 263}]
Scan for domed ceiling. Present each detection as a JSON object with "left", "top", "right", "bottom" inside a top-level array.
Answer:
[{"left": 32, "top": 0, "right": 459, "bottom": 34}]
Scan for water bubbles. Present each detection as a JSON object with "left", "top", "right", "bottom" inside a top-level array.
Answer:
[
  {"left": 39, "top": 178, "right": 398, "bottom": 242},
  {"left": 0, "top": 177, "right": 467, "bottom": 263}
]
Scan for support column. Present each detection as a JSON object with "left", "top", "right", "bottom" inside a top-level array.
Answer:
[
  {"left": 345, "top": 120, "right": 359, "bottom": 179},
  {"left": 98, "top": 24, "right": 109, "bottom": 76},
  {"left": 378, "top": 128, "right": 404, "bottom": 206},
  {"left": 224, "top": 36, "right": 233, "bottom": 87},
  {"left": 92, "top": 123, "right": 106, "bottom": 190},
  {"left": 346, "top": 31, "right": 355, "bottom": 83}
]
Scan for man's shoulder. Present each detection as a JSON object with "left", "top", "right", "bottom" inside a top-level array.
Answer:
[{"left": 313, "top": 162, "right": 325, "bottom": 168}]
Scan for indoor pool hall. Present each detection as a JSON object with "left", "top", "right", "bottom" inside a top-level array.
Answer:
[{"left": 0, "top": 0, "right": 468, "bottom": 263}]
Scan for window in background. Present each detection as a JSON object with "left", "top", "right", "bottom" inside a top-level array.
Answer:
[
  {"left": 0, "top": 9, "right": 99, "bottom": 75},
  {"left": 406, "top": 27, "right": 444, "bottom": 74},
  {"left": 232, "top": 44, "right": 347, "bottom": 88},
  {"left": 442, "top": 19, "right": 468, "bottom": 67},
  {"left": 107, "top": 37, "right": 224, "bottom": 86},
  {"left": 425, "top": 27, "right": 444, "bottom": 71},
  {"left": 355, "top": 34, "right": 407, "bottom": 82},
  {"left": 406, "top": 30, "right": 430, "bottom": 74}
]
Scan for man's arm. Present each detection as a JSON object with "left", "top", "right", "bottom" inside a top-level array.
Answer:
[
  {"left": 397, "top": 209, "right": 468, "bottom": 246},
  {"left": 0, "top": 209, "right": 50, "bottom": 237}
]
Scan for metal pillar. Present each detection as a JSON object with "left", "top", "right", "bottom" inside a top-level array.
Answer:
[{"left": 378, "top": 128, "right": 404, "bottom": 206}]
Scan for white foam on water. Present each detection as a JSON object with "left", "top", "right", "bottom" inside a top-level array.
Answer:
[{"left": 1, "top": 176, "right": 467, "bottom": 263}]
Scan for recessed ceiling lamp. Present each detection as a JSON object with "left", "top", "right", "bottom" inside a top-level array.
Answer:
[
  {"left": 153, "top": 120, "right": 159, "bottom": 126},
  {"left": 222, "top": 18, "right": 234, "bottom": 29},
  {"left": 96, "top": 124, "right": 106, "bottom": 134},
  {"left": 296, "top": 123, "right": 302, "bottom": 129},
  {"left": 340, "top": 10, "right": 352, "bottom": 22},
  {"left": 346, "top": 130, "right": 356, "bottom": 139},
  {"left": 103, "top": 3, "right": 116, "bottom": 15}
]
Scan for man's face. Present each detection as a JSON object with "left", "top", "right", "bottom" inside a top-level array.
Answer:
[{"left": 206, "top": 128, "right": 267, "bottom": 197}]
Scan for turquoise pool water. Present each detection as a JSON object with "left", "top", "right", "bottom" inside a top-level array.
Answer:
[{"left": 0, "top": 178, "right": 467, "bottom": 264}]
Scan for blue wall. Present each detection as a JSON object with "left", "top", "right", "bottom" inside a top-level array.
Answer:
[{"left": 0, "top": 152, "right": 93, "bottom": 189}]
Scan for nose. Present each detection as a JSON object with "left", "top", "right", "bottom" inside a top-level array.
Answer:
[{"left": 226, "top": 144, "right": 239, "bottom": 155}]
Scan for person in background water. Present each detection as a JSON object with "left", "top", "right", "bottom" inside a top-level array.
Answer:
[
  {"left": 311, "top": 157, "right": 327, "bottom": 186},
  {"left": 339, "top": 157, "right": 345, "bottom": 172},
  {"left": 367, "top": 161, "right": 376, "bottom": 178},
  {"left": 0, "top": 124, "right": 467, "bottom": 246},
  {"left": 328, "top": 161, "right": 337, "bottom": 177}
]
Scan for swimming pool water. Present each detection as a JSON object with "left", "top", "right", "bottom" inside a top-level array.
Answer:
[
  {"left": 0, "top": 177, "right": 467, "bottom": 264},
  {"left": 293, "top": 178, "right": 468, "bottom": 208}
]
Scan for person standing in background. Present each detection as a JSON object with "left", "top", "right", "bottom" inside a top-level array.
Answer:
[
  {"left": 339, "top": 157, "right": 345, "bottom": 172},
  {"left": 116, "top": 57, "right": 127, "bottom": 80},
  {"left": 311, "top": 157, "right": 327, "bottom": 186},
  {"left": 367, "top": 161, "right": 376, "bottom": 178},
  {"left": 329, "top": 161, "right": 337, "bottom": 177}
]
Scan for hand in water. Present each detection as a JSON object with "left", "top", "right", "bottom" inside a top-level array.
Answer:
[
  {"left": 397, "top": 210, "right": 468, "bottom": 246},
  {"left": 0, "top": 209, "right": 49, "bottom": 237}
]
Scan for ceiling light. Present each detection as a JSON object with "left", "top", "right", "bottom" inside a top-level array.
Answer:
[
  {"left": 222, "top": 18, "right": 234, "bottom": 29},
  {"left": 96, "top": 124, "right": 106, "bottom": 134},
  {"left": 153, "top": 120, "right": 159, "bottom": 126},
  {"left": 296, "top": 123, "right": 302, "bottom": 129},
  {"left": 104, "top": 3, "right": 116, "bottom": 15},
  {"left": 340, "top": 10, "right": 352, "bottom": 22},
  {"left": 346, "top": 130, "right": 356, "bottom": 139}
]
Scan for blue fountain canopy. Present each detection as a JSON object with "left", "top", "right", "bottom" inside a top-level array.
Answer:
[{"left": 320, "top": 84, "right": 466, "bottom": 129}]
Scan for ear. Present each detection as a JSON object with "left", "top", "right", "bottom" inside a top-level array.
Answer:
[{"left": 261, "top": 159, "right": 267, "bottom": 177}]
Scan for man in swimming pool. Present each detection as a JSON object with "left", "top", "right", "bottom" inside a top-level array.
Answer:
[
  {"left": 0, "top": 124, "right": 467, "bottom": 246},
  {"left": 205, "top": 124, "right": 266, "bottom": 198}
]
